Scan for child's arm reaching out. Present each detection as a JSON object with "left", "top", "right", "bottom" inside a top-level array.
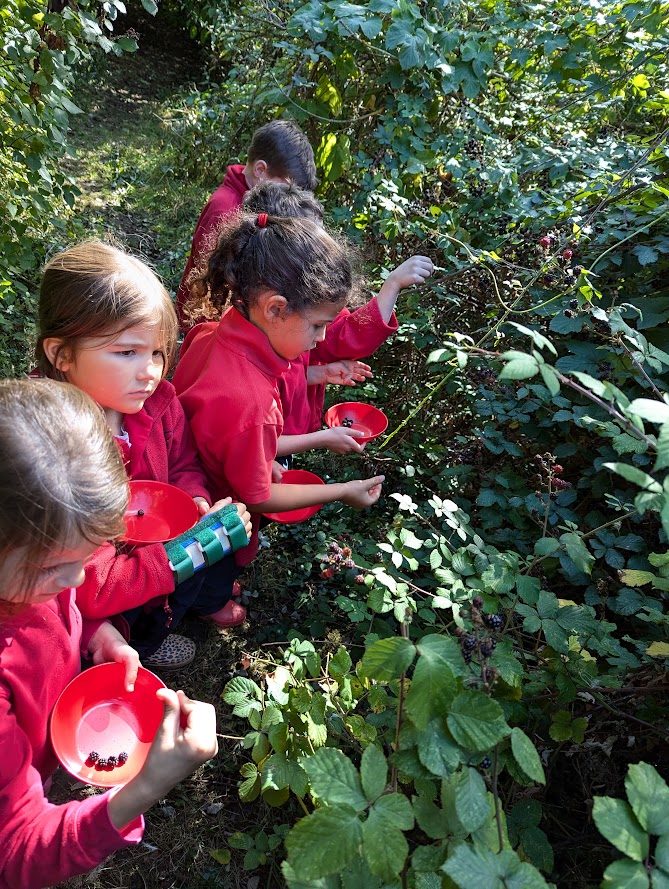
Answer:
[
  {"left": 375, "top": 255, "right": 434, "bottom": 323},
  {"left": 248, "top": 475, "right": 385, "bottom": 514},
  {"left": 306, "top": 359, "right": 373, "bottom": 388}
]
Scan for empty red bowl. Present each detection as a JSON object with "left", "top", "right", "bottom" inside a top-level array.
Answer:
[
  {"left": 263, "top": 469, "right": 325, "bottom": 524},
  {"left": 323, "top": 402, "right": 388, "bottom": 444},
  {"left": 123, "top": 480, "right": 199, "bottom": 545},
  {"left": 50, "top": 663, "right": 166, "bottom": 788}
]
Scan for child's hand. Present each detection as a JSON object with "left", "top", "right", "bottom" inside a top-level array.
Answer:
[
  {"left": 197, "top": 497, "right": 252, "bottom": 542},
  {"left": 387, "top": 255, "right": 434, "bottom": 291},
  {"left": 272, "top": 460, "right": 284, "bottom": 483},
  {"left": 88, "top": 622, "right": 140, "bottom": 693},
  {"left": 341, "top": 475, "right": 385, "bottom": 509},
  {"left": 316, "top": 360, "right": 373, "bottom": 387},
  {"left": 193, "top": 496, "right": 211, "bottom": 516},
  {"left": 108, "top": 689, "right": 218, "bottom": 829},
  {"left": 321, "top": 426, "right": 367, "bottom": 454},
  {"left": 141, "top": 689, "right": 218, "bottom": 792}
]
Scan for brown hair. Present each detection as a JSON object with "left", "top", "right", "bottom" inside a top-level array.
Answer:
[
  {"left": 36, "top": 241, "right": 178, "bottom": 379},
  {"left": 0, "top": 379, "right": 128, "bottom": 617},
  {"left": 248, "top": 120, "right": 318, "bottom": 191},
  {"left": 242, "top": 181, "right": 324, "bottom": 224},
  {"left": 186, "top": 214, "right": 357, "bottom": 321}
]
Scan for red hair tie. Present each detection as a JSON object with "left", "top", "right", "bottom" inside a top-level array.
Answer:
[{"left": 257, "top": 213, "right": 268, "bottom": 228}]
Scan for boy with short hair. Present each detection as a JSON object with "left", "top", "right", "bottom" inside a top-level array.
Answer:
[{"left": 176, "top": 119, "right": 317, "bottom": 329}]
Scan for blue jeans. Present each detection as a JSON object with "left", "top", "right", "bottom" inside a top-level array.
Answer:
[{"left": 123, "top": 555, "right": 242, "bottom": 659}]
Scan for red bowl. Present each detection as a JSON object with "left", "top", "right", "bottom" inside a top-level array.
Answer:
[
  {"left": 50, "top": 663, "right": 166, "bottom": 788},
  {"left": 323, "top": 401, "right": 388, "bottom": 444},
  {"left": 123, "top": 480, "right": 199, "bottom": 545},
  {"left": 263, "top": 469, "right": 325, "bottom": 524}
]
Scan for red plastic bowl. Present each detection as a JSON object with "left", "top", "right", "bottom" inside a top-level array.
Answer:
[
  {"left": 50, "top": 663, "right": 166, "bottom": 788},
  {"left": 123, "top": 480, "right": 199, "bottom": 545},
  {"left": 263, "top": 469, "right": 325, "bottom": 524},
  {"left": 323, "top": 401, "right": 388, "bottom": 444}
]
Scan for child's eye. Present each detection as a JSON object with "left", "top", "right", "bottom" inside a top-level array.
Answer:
[
  {"left": 118, "top": 350, "right": 135, "bottom": 357},
  {"left": 153, "top": 350, "right": 165, "bottom": 361}
]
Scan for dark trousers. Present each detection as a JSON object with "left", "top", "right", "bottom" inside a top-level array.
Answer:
[{"left": 124, "top": 555, "right": 242, "bottom": 659}]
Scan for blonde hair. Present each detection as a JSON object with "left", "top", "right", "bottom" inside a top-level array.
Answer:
[
  {"left": 0, "top": 379, "right": 128, "bottom": 617},
  {"left": 36, "top": 241, "right": 178, "bottom": 378}
]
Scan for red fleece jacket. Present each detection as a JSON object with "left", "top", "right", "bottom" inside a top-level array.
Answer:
[
  {"left": 176, "top": 164, "right": 248, "bottom": 329},
  {"left": 75, "top": 380, "right": 211, "bottom": 621},
  {"left": 278, "top": 296, "right": 399, "bottom": 435},
  {"left": 0, "top": 590, "right": 143, "bottom": 889}
]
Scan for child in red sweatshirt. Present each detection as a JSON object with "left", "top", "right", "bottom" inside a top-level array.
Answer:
[
  {"left": 36, "top": 242, "right": 252, "bottom": 669},
  {"left": 0, "top": 378, "right": 217, "bottom": 889},
  {"left": 177, "top": 119, "right": 317, "bottom": 330}
]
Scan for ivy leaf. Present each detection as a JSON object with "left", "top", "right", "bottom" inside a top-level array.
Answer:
[
  {"left": 454, "top": 767, "right": 490, "bottom": 833},
  {"left": 447, "top": 691, "right": 511, "bottom": 751},
  {"left": 625, "top": 763, "right": 669, "bottom": 835},
  {"left": 511, "top": 728, "right": 546, "bottom": 785},
  {"left": 285, "top": 806, "right": 363, "bottom": 879},
  {"left": 300, "top": 748, "right": 367, "bottom": 811},
  {"left": 361, "top": 637, "right": 416, "bottom": 681},
  {"left": 360, "top": 744, "right": 387, "bottom": 801},
  {"left": 592, "top": 797, "right": 649, "bottom": 861}
]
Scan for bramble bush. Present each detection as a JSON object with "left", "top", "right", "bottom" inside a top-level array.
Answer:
[
  {"left": 170, "top": 0, "right": 669, "bottom": 885},
  {"left": 2, "top": 0, "right": 669, "bottom": 885}
]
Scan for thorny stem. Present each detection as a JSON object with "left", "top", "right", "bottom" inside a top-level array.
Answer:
[
  {"left": 541, "top": 474, "right": 553, "bottom": 538},
  {"left": 618, "top": 337, "right": 666, "bottom": 400},
  {"left": 492, "top": 745, "right": 504, "bottom": 853},
  {"left": 391, "top": 615, "right": 411, "bottom": 792}
]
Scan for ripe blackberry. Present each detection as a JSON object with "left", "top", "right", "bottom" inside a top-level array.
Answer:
[
  {"left": 118, "top": 752, "right": 129, "bottom": 764},
  {"left": 463, "top": 650, "right": 472, "bottom": 664},
  {"left": 482, "top": 614, "right": 504, "bottom": 631},
  {"left": 461, "top": 634, "right": 477, "bottom": 652},
  {"left": 96, "top": 758, "right": 108, "bottom": 769},
  {"left": 87, "top": 751, "right": 99, "bottom": 764},
  {"left": 480, "top": 638, "right": 496, "bottom": 658},
  {"left": 342, "top": 418, "right": 353, "bottom": 428},
  {"left": 328, "top": 541, "right": 340, "bottom": 553},
  {"left": 573, "top": 265, "right": 583, "bottom": 276},
  {"left": 481, "top": 757, "right": 492, "bottom": 770},
  {"left": 569, "top": 299, "right": 578, "bottom": 310},
  {"left": 107, "top": 756, "right": 117, "bottom": 768}
]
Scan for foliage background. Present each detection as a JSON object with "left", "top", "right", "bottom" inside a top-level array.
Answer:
[{"left": 2, "top": 0, "right": 669, "bottom": 886}]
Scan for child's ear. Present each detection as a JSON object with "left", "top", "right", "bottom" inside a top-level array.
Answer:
[
  {"left": 259, "top": 292, "right": 289, "bottom": 322},
  {"left": 42, "top": 337, "right": 72, "bottom": 372},
  {"left": 252, "top": 159, "right": 269, "bottom": 181}
]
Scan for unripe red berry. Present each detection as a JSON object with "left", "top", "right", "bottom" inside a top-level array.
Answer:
[
  {"left": 562, "top": 249, "right": 573, "bottom": 260},
  {"left": 540, "top": 236, "right": 551, "bottom": 249},
  {"left": 355, "top": 574, "right": 364, "bottom": 584}
]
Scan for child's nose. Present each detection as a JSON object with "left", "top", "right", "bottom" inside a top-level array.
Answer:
[
  {"left": 314, "top": 327, "right": 327, "bottom": 343},
  {"left": 138, "top": 357, "right": 161, "bottom": 380},
  {"left": 56, "top": 561, "right": 86, "bottom": 590}
]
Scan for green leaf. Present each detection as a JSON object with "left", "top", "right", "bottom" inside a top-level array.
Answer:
[
  {"left": 604, "top": 462, "right": 662, "bottom": 493},
  {"left": 300, "top": 747, "right": 367, "bottom": 812},
  {"left": 362, "top": 812, "right": 408, "bottom": 883},
  {"left": 285, "top": 807, "right": 363, "bottom": 879},
  {"left": 208, "top": 848, "right": 231, "bottom": 864},
  {"left": 405, "top": 636, "right": 457, "bottom": 728},
  {"left": 443, "top": 844, "right": 550, "bottom": 888},
  {"left": 534, "top": 537, "right": 560, "bottom": 557},
  {"left": 511, "top": 728, "right": 546, "bottom": 785},
  {"left": 601, "top": 858, "right": 649, "bottom": 888},
  {"left": 592, "top": 797, "right": 649, "bottom": 861},
  {"left": 625, "top": 763, "right": 669, "bottom": 835},
  {"left": 282, "top": 862, "right": 341, "bottom": 889},
  {"left": 454, "top": 767, "right": 490, "bottom": 833},
  {"left": 360, "top": 744, "right": 387, "bottom": 801},
  {"left": 228, "top": 831, "right": 255, "bottom": 850},
  {"left": 361, "top": 637, "right": 416, "bottom": 680},
  {"left": 447, "top": 691, "right": 511, "bottom": 751},
  {"left": 262, "top": 753, "right": 309, "bottom": 798},
  {"left": 499, "top": 353, "right": 539, "bottom": 381},
  {"left": 628, "top": 399, "right": 669, "bottom": 424},
  {"left": 655, "top": 834, "right": 669, "bottom": 871},
  {"left": 141, "top": 0, "right": 159, "bottom": 14},
  {"left": 416, "top": 718, "right": 461, "bottom": 777},
  {"left": 559, "top": 531, "right": 595, "bottom": 575}
]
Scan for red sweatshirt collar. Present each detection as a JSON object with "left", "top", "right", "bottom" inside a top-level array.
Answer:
[
  {"left": 222, "top": 164, "right": 249, "bottom": 202},
  {"left": 217, "top": 307, "right": 290, "bottom": 379}
]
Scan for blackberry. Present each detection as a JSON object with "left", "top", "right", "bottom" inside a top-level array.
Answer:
[
  {"left": 344, "top": 558, "right": 355, "bottom": 569},
  {"left": 569, "top": 299, "right": 578, "bottom": 310},
  {"left": 463, "top": 650, "right": 472, "bottom": 664},
  {"left": 107, "top": 756, "right": 117, "bottom": 768},
  {"left": 87, "top": 751, "right": 99, "bottom": 764},
  {"left": 342, "top": 418, "right": 353, "bottom": 428},
  {"left": 461, "top": 634, "right": 477, "bottom": 652},
  {"left": 482, "top": 614, "right": 504, "bottom": 631},
  {"left": 118, "top": 752, "right": 129, "bottom": 764},
  {"left": 480, "top": 638, "right": 496, "bottom": 658},
  {"left": 573, "top": 265, "right": 583, "bottom": 276},
  {"left": 328, "top": 542, "right": 340, "bottom": 553},
  {"left": 96, "top": 758, "right": 108, "bottom": 769},
  {"left": 481, "top": 757, "right": 492, "bottom": 770},
  {"left": 472, "top": 596, "right": 484, "bottom": 609}
]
